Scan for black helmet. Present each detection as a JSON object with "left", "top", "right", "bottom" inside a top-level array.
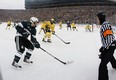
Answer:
[{"left": 97, "top": 11, "right": 106, "bottom": 24}]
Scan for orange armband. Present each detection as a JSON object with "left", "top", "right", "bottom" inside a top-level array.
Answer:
[{"left": 103, "top": 30, "right": 113, "bottom": 37}]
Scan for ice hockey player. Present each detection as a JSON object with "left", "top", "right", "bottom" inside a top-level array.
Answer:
[
  {"left": 39, "top": 21, "right": 46, "bottom": 34},
  {"left": 59, "top": 20, "right": 63, "bottom": 29},
  {"left": 12, "top": 17, "right": 40, "bottom": 68},
  {"left": 6, "top": 19, "right": 12, "bottom": 30},
  {"left": 71, "top": 22, "right": 78, "bottom": 31},
  {"left": 42, "top": 19, "right": 55, "bottom": 43},
  {"left": 13, "top": 20, "right": 19, "bottom": 27},
  {"left": 51, "top": 19, "right": 55, "bottom": 34},
  {"left": 85, "top": 22, "right": 91, "bottom": 32},
  {"left": 66, "top": 21, "right": 71, "bottom": 30}
]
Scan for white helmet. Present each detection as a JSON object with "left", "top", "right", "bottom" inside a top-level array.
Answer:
[
  {"left": 30, "top": 17, "right": 38, "bottom": 23},
  {"left": 51, "top": 18, "right": 54, "bottom": 21}
]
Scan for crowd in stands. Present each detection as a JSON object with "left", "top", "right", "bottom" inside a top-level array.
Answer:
[{"left": 0, "top": 6, "right": 116, "bottom": 25}]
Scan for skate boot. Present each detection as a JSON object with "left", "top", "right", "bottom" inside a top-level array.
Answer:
[
  {"left": 12, "top": 55, "right": 22, "bottom": 68},
  {"left": 42, "top": 38, "right": 46, "bottom": 42},
  {"left": 23, "top": 57, "right": 33, "bottom": 63},
  {"left": 47, "top": 39, "right": 52, "bottom": 43},
  {"left": 23, "top": 52, "right": 33, "bottom": 64},
  {"left": 12, "top": 61, "right": 22, "bottom": 68}
]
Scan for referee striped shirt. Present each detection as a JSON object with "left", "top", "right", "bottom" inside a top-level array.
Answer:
[{"left": 100, "top": 21, "right": 115, "bottom": 48}]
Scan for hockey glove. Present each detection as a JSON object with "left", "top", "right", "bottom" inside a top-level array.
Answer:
[
  {"left": 52, "top": 31, "right": 55, "bottom": 35},
  {"left": 33, "top": 41, "right": 40, "bottom": 48},
  {"left": 31, "top": 35, "right": 40, "bottom": 48}
]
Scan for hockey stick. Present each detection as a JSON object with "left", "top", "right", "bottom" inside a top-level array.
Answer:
[
  {"left": 54, "top": 34, "right": 70, "bottom": 44},
  {"left": 40, "top": 47, "right": 73, "bottom": 65}
]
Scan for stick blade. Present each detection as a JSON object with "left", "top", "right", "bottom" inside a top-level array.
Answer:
[
  {"left": 65, "top": 60, "right": 74, "bottom": 65},
  {"left": 65, "top": 42, "right": 70, "bottom": 44}
]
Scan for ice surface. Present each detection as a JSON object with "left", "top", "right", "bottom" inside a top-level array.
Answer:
[{"left": 0, "top": 23, "right": 116, "bottom": 80}]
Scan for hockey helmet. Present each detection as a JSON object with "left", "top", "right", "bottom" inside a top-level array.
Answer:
[
  {"left": 51, "top": 18, "right": 54, "bottom": 21},
  {"left": 50, "top": 18, "right": 55, "bottom": 23},
  {"left": 30, "top": 17, "right": 39, "bottom": 23}
]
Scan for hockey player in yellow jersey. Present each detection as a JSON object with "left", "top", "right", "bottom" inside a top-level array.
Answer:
[
  {"left": 42, "top": 19, "right": 55, "bottom": 43},
  {"left": 85, "top": 22, "right": 91, "bottom": 32},
  {"left": 39, "top": 21, "right": 46, "bottom": 34},
  {"left": 71, "top": 22, "right": 78, "bottom": 31},
  {"left": 59, "top": 20, "right": 63, "bottom": 29},
  {"left": 50, "top": 19, "right": 55, "bottom": 34},
  {"left": 6, "top": 19, "right": 12, "bottom": 30}
]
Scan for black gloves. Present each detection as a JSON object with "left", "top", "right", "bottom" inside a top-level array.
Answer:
[
  {"left": 33, "top": 41, "right": 40, "bottom": 48},
  {"left": 99, "top": 46, "right": 104, "bottom": 52},
  {"left": 52, "top": 31, "right": 55, "bottom": 35},
  {"left": 99, "top": 46, "right": 105, "bottom": 59},
  {"left": 31, "top": 35, "right": 40, "bottom": 48}
]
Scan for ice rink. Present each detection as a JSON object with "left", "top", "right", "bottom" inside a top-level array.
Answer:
[{"left": 0, "top": 23, "right": 116, "bottom": 80}]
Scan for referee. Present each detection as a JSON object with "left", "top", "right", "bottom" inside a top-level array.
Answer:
[{"left": 97, "top": 11, "right": 116, "bottom": 80}]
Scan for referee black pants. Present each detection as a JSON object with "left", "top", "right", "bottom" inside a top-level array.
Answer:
[{"left": 98, "top": 45, "right": 116, "bottom": 80}]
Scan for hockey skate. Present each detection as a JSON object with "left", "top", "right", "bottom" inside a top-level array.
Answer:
[
  {"left": 12, "top": 61, "right": 22, "bottom": 68},
  {"left": 47, "top": 39, "right": 52, "bottom": 43},
  {"left": 42, "top": 38, "right": 46, "bottom": 42},
  {"left": 23, "top": 57, "right": 33, "bottom": 64}
]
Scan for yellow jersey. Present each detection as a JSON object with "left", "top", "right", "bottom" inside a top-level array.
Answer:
[
  {"left": 71, "top": 22, "right": 76, "bottom": 28},
  {"left": 45, "top": 21, "right": 55, "bottom": 32}
]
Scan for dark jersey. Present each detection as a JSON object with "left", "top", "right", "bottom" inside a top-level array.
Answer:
[
  {"left": 67, "top": 21, "right": 71, "bottom": 27},
  {"left": 15, "top": 21, "right": 37, "bottom": 42}
]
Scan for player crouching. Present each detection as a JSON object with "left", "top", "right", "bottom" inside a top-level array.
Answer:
[{"left": 42, "top": 19, "right": 55, "bottom": 43}]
